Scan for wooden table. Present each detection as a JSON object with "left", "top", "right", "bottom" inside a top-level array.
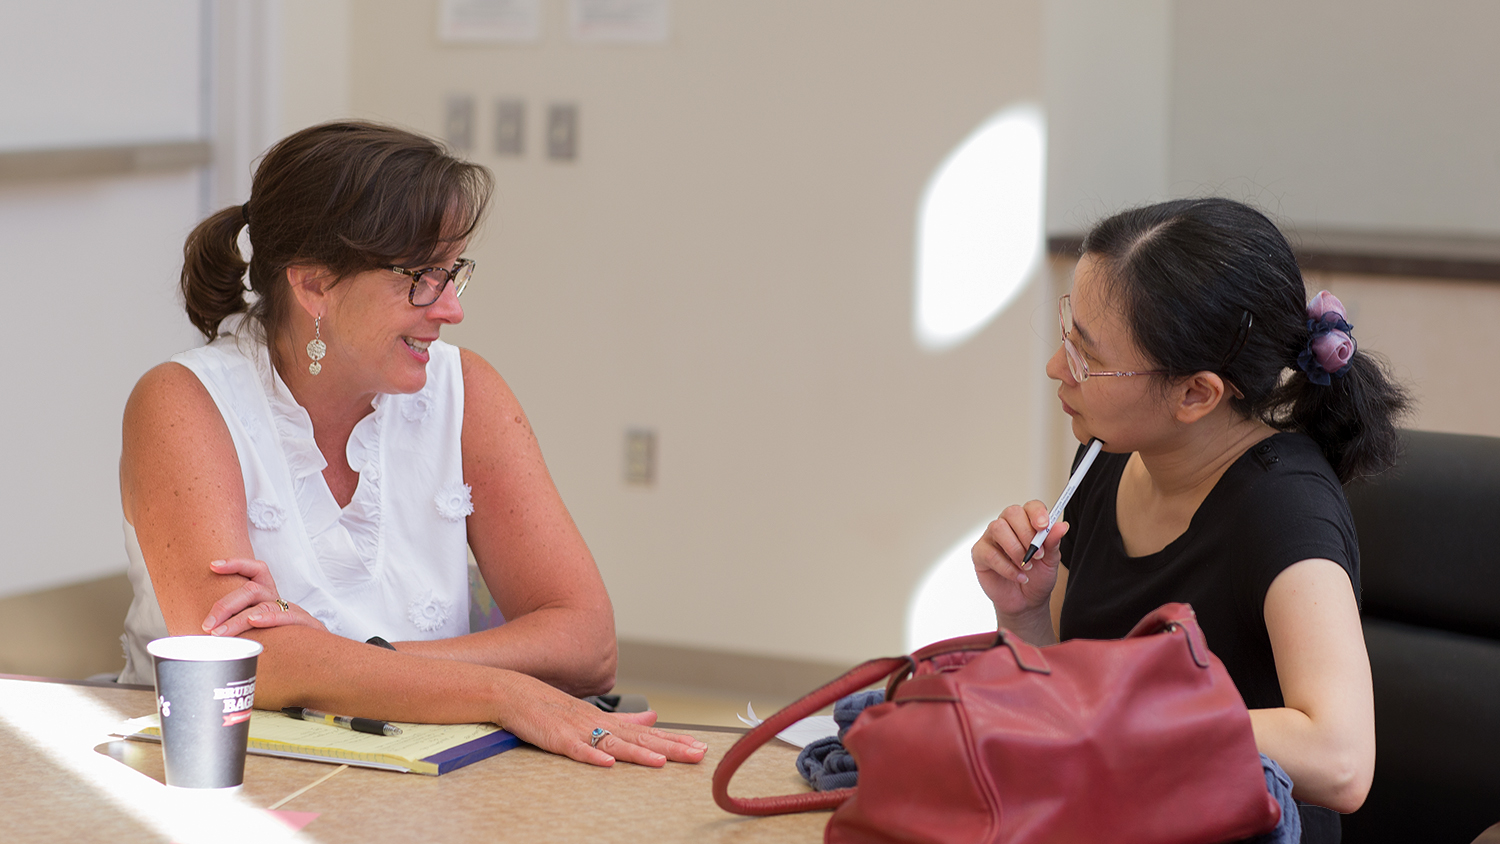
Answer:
[{"left": 0, "top": 675, "right": 828, "bottom": 843}]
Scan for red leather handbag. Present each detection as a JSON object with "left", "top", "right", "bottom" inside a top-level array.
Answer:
[{"left": 713, "top": 603, "right": 1280, "bottom": 844}]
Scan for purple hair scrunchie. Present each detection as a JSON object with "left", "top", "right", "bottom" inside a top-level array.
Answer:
[{"left": 1297, "top": 290, "right": 1356, "bottom": 386}]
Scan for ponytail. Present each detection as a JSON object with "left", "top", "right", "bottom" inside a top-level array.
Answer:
[
  {"left": 1082, "top": 197, "right": 1411, "bottom": 484},
  {"left": 180, "top": 205, "right": 250, "bottom": 341},
  {"left": 1270, "top": 343, "right": 1411, "bottom": 484}
]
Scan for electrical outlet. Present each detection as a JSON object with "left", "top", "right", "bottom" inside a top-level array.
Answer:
[
  {"left": 494, "top": 99, "right": 524, "bottom": 156},
  {"left": 547, "top": 103, "right": 578, "bottom": 161},
  {"left": 625, "top": 428, "right": 655, "bottom": 486},
  {"left": 445, "top": 95, "right": 476, "bottom": 152}
]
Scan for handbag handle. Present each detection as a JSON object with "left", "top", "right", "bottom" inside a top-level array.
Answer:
[
  {"left": 713, "top": 632, "right": 1013, "bottom": 816},
  {"left": 886, "top": 629, "right": 1050, "bottom": 698},
  {"left": 1125, "top": 602, "right": 1211, "bottom": 668},
  {"left": 712, "top": 654, "right": 908, "bottom": 816}
]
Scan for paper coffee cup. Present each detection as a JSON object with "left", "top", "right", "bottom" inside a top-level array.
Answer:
[{"left": 148, "top": 636, "right": 264, "bottom": 790}]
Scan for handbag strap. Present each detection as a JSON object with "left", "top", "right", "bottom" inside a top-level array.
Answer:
[{"left": 712, "top": 654, "right": 909, "bottom": 816}]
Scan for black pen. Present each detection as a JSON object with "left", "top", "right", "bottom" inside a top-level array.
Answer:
[{"left": 282, "top": 706, "right": 403, "bottom": 737}]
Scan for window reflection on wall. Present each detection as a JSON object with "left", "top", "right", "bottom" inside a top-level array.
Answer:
[
  {"left": 906, "top": 104, "right": 1047, "bottom": 650},
  {"left": 906, "top": 522, "right": 999, "bottom": 651},
  {"left": 914, "top": 103, "right": 1045, "bottom": 351}
]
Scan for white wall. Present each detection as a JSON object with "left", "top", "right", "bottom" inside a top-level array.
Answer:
[
  {"left": 1046, "top": 0, "right": 1500, "bottom": 238},
  {"left": 0, "top": 2, "right": 208, "bottom": 598},
  {"left": 0, "top": 173, "right": 208, "bottom": 599},
  {"left": 1170, "top": 0, "right": 1500, "bottom": 236},
  {"left": 1043, "top": 0, "right": 1172, "bottom": 234},
  {"left": 0, "top": 0, "right": 356, "bottom": 600},
  {"left": 280, "top": 0, "right": 352, "bottom": 137},
  {"left": 349, "top": 0, "right": 1051, "bottom": 664}
]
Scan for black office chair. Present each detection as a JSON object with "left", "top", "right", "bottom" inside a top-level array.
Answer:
[{"left": 1340, "top": 430, "right": 1500, "bottom": 844}]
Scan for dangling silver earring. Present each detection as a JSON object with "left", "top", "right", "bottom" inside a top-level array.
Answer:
[{"left": 306, "top": 316, "right": 326, "bottom": 375}]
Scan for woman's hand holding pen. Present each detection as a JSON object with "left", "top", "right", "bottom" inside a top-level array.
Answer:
[
  {"left": 494, "top": 671, "right": 708, "bottom": 769},
  {"left": 972, "top": 500, "right": 1069, "bottom": 618},
  {"left": 202, "top": 557, "right": 327, "bottom": 637},
  {"left": 975, "top": 438, "right": 1099, "bottom": 639}
]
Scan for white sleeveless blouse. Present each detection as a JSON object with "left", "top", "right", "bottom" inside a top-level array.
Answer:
[{"left": 120, "top": 333, "right": 471, "bottom": 684}]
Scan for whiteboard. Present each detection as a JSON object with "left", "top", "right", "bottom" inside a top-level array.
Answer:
[{"left": 0, "top": 0, "right": 204, "bottom": 151}]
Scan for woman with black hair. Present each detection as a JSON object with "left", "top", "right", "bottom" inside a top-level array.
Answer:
[
  {"left": 972, "top": 198, "right": 1408, "bottom": 840},
  {"left": 119, "top": 121, "right": 704, "bottom": 769}
]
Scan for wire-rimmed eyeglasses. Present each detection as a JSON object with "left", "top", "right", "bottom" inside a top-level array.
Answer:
[
  {"left": 1059, "top": 294, "right": 1164, "bottom": 382},
  {"left": 389, "top": 258, "right": 475, "bottom": 306}
]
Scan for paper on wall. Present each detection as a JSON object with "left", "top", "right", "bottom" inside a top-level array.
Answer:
[
  {"left": 438, "top": 0, "right": 541, "bottom": 43},
  {"left": 569, "top": 0, "right": 669, "bottom": 43}
]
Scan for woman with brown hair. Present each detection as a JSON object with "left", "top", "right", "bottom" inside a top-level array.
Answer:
[{"left": 118, "top": 121, "right": 703, "bottom": 768}]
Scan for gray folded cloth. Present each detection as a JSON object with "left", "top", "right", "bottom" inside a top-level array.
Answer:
[
  {"left": 796, "top": 689, "right": 886, "bottom": 791},
  {"left": 1243, "top": 754, "right": 1301, "bottom": 844},
  {"left": 834, "top": 689, "right": 885, "bottom": 736},
  {"left": 796, "top": 736, "right": 860, "bottom": 791}
]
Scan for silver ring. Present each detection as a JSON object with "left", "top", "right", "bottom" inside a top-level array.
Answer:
[
  {"left": 590, "top": 727, "right": 611, "bottom": 748},
  {"left": 275, "top": 599, "right": 290, "bottom": 612}
]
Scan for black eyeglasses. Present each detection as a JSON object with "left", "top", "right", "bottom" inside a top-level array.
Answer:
[{"left": 388, "top": 258, "right": 475, "bottom": 306}]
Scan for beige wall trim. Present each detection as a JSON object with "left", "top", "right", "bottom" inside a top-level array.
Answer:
[
  {"left": 617, "top": 639, "right": 855, "bottom": 700},
  {"left": 0, "top": 573, "right": 132, "bottom": 680},
  {"left": 0, "top": 140, "right": 211, "bottom": 183},
  {"left": 1050, "top": 230, "right": 1500, "bottom": 282}
]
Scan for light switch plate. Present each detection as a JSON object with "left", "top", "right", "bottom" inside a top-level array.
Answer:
[
  {"left": 494, "top": 99, "right": 524, "bottom": 156},
  {"left": 445, "top": 95, "right": 476, "bottom": 152},
  {"left": 625, "top": 428, "right": 655, "bottom": 486},
  {"left": 547, "top": 103, "right": 578, "bottom": 161}
]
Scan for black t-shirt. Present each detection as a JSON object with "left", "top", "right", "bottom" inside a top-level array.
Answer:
[{"left": 1058, "top": 432, "right": 1360, "bottom": 711}]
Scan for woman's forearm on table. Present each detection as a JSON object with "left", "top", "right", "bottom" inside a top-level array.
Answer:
[
  {"left": 383, "top": 607, "right": 617, "bottom": 697},
  {"left": 242, "top": 624, "right": 709, "bottom": 770},
  {"left": 243, "top": 626, "right": 520, "bottom": 725}
]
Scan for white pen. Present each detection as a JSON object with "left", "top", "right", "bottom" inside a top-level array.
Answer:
[{"left": 1021, "top": 438, "right": 1104, "bottom": 565}]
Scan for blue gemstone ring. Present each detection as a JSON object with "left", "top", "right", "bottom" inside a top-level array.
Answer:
[{"left": 590, "top": 727, "right": 611, "bottom": 748}]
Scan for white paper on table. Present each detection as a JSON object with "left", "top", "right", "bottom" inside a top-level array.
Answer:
[{"left": 737, "top": 703, "right": 839, "bottom": 749}]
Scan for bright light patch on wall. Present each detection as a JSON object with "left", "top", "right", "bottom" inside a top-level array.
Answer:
[
  {"left": 905, "top": 521, "right": 1000, "bottom": 652},
  {"left": 914, "top": 104, "right": 1045, "bottom": 351}
]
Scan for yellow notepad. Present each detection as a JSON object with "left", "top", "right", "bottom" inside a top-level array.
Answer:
[{"left": 118, "top": 710, "right": 520, "bottom": 775}]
